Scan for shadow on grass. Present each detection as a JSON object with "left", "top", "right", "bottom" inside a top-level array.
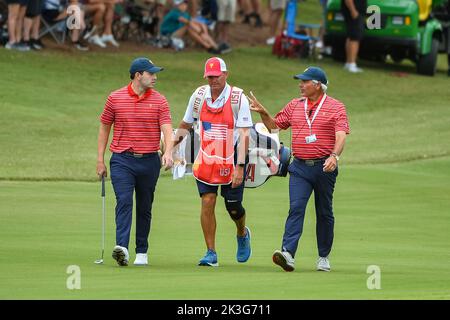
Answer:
[
  {"left": 322, "top": 54, "right": 448, "bottom": 77},
  {"left": 94, "top": 262, "right": 353, "bottom": 275},
  {"left": 361, "top": 58, "right": 448, "bottom": 77}
]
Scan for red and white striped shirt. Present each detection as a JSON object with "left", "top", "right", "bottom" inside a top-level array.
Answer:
[
  {"left": 100, "top": 83, "right": 172, "bottom": 153},
  {"left": 275, "top": 94, "right": 350, "bottom": 159}
]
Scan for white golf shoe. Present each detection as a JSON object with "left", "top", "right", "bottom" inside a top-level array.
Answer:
[
  {"left": 112, "top": 245, "right": 129, "bottom": 266},
  {"left": 134, "top": 253, "right": 148, "bottom": 266},
  {"left": 344, "top": 63, "right": 363, "bottom": 73},
  {"left": 88, "top": 35, "right": 106, "bottom": 48},
  {"left": 266, "top": 37, "right": 276, "bottom": 46},
  {"left": 272, "top": 250, "right": 295, "bottom": 272},
  {"left": 317, "top": 256, "right": 331, "bottom": 272},
  {"left": 101, "top": 34, "right": 120, "bottom": 47}
]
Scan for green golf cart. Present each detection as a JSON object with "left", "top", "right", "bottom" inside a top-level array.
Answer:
[{"left": 324, "top": 0, "right": 450, "bottom": 76}]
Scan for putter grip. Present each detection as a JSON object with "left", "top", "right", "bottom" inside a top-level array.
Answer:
[{"left": 101, "top": 175, "right": 105, "bottom": 197}]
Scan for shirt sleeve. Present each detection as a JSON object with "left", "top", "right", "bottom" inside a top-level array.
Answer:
[
  {"left": 184, "top": 12, "right": 191, "bottom": 21},
  {"left": 182, "top": 92, "right": 196, "bottom": 124},
  {"left": 100, "top": 94, "right": 114, "bottom": 125},
  {"left": 334, "top": 102, "right": 350, "bottom": 134},
  {"left": 235, "top": 94, "right": 253, "bottom": 128},
  {"left": 158, "top": 96, "right": 172, "bottom": 127},
  {"left": 274, "top": 100, "right": 296, "bottom": 130}
]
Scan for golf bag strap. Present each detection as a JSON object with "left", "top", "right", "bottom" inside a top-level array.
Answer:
[{"left": 192, "top": 85, "right": 208, "bottom": 121}]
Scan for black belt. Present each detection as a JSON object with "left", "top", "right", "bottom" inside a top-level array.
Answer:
[
  {"left": 121, "top": 151, "right": 157, "bottom": 158},
  {"left": 295, "top": 157, "right": 328, "bottom": 166}
]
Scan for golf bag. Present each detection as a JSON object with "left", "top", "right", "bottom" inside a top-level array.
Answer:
[
  {"left": 244, "top": 123, "right": 291, "bottom": 188},
  {"left": 171, "top": 123, "right": 291, "bottom": 188}
]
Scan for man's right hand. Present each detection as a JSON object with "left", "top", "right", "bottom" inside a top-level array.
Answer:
[
  {"left": 351, "top": 9, "right": 359, "bottom": 19},
  {"left": 247, "top": 91, "right": 267, "bottom": 115},
  {"left": 97, "top": 161, "right": 107, "bottom": 179},
  {"left": 247, "top": 91, "right": 279, "bottom": 132}
]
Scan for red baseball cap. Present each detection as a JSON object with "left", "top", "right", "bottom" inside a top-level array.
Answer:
[{"left": 203, "top": 57, "right": 227, "bottom": 78}]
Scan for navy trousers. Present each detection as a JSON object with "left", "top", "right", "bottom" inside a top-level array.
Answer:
[
  {"left": 110, "top": 152, "right": 160, "bottom": 254},
  {"left": 282, "top": 158, "right": 338, "bottom": 258}
]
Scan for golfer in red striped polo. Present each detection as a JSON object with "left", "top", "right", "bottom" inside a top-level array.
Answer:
[
  {"left": 248, "top": 66, "right": 350, "bottom": 272},
  {"left": 96, "top": 57, "right": 174, "bottom": 267}
]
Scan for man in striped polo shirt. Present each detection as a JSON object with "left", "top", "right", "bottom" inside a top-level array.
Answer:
[
  {"left": 248, "top": 66, "right": 350, "bottom": 272},
  {"left": 97, "top": 57, "right": 174, "bottom": 267}
]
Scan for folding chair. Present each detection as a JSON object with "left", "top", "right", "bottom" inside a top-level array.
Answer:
[
  {"left": 284, "top": 0, "right": 321, "bottom": 57},
  {"left": 39, "top": 16, "right": 67, "bottom": 44}
]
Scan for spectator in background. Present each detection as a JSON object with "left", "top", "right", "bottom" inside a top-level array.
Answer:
[
  {"left": 266, "top": 0, "right": 285, "bottom": 46},
  {"left": 4, "top": 0, "right": 30, "bottom": 50},
  {"left": 42, "top": 0, "right": 90, "bottom": 50},
  {"left": 160, "top": 0, "right": 221, "bottom": 53},
  {"left": 317, "top": 0, "right": 326, "bottom": 49},
  {"left": 151, "top": 0, "right": 168, "bottom": 36},
  {"left": 23, "top": 0, "right": 44, "bottom": 50},
  {"left": 216, "top": 0, "right": 235, "bottom": 53},
  {"left": 342, "top": 0, "right": 367, "bottom": 73},
  {"left": 16, "top": 0, "right": 29, "bottom": 49},
  {"left": 100, "top": 0, "right": 120, "bottom": 46},
  {"left": 199, "top": 0, "right": 218, "bottom": 31},
  {"left": 82, "top": 0, "right": 107, "bottom": 47},
  {"left": 186, "top": 0, "right": 198, "bottom": 17},
  {"left": 240, "top": 0, "right": 262, "bottom": 27},
  {"left": 82, "top": 0, "right": 120, "bottom": 47},
  {"left": 318, "top": 0, "right": 333, "bottom": 56}
]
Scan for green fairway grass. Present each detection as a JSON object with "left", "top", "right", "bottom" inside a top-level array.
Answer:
[
  {"left": 0, "top": 48, "right": 449, "bottom": 180},
  {"left": 1, "top": 10, "right": 450, "bottom": 299},
  {"left": 0, "top": 156, "right": 449, "bottom": 299}
]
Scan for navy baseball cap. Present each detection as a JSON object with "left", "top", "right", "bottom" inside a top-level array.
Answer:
[
  {"left": 294, "top": 66, "right": 328, "bottom": 85},
  {"left": 129, "top": 57, "right": 163, "bottom": 75}
]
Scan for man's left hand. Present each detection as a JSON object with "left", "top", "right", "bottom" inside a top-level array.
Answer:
[
  {"left": 161, "top": 152, "right": 174, "bottom": 170},
  {"left": 323, "top": 156, "right": 337, "bottom": 172},
  {"left": 232, "top": 166, "right": 244, "bottom": 188}
]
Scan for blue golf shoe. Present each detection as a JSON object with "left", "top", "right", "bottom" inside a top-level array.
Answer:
[
  {"left": 236, "top": 226, "right": 252, "bottom": 263},
  {"left": 198, "top": 249, "right": 219, "bottom": 267}
]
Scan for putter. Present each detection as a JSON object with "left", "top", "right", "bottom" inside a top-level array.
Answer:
[{"left": 94, "top": 175, "right": 106, "bottom": 264}]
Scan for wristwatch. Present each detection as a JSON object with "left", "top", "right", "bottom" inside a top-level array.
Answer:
[{"left": 330, "top": 153, "right": 340, "bottom": 161}]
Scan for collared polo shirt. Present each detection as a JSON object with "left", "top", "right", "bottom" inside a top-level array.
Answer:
[
  {"left": 274, "top": 94, "right": 350, "bottom": 159},
  {"left": 100, "top": 83, "right": 172, "bottom": 153}
]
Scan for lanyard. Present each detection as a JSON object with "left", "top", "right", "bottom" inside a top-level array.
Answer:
[{"left": 304, "top": 94, "right": 327, "bottom": 134}]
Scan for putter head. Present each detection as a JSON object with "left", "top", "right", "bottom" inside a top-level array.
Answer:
[{"left": 94, "top": 250, "right": 105, "bottom": 264}]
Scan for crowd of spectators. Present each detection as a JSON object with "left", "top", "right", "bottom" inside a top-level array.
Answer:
[
  {"left": 1, "top": 0, "right": 365, "bottom": 71},
  {"left": 1, "top": 0, "right": 298, "bottom": 53}
]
